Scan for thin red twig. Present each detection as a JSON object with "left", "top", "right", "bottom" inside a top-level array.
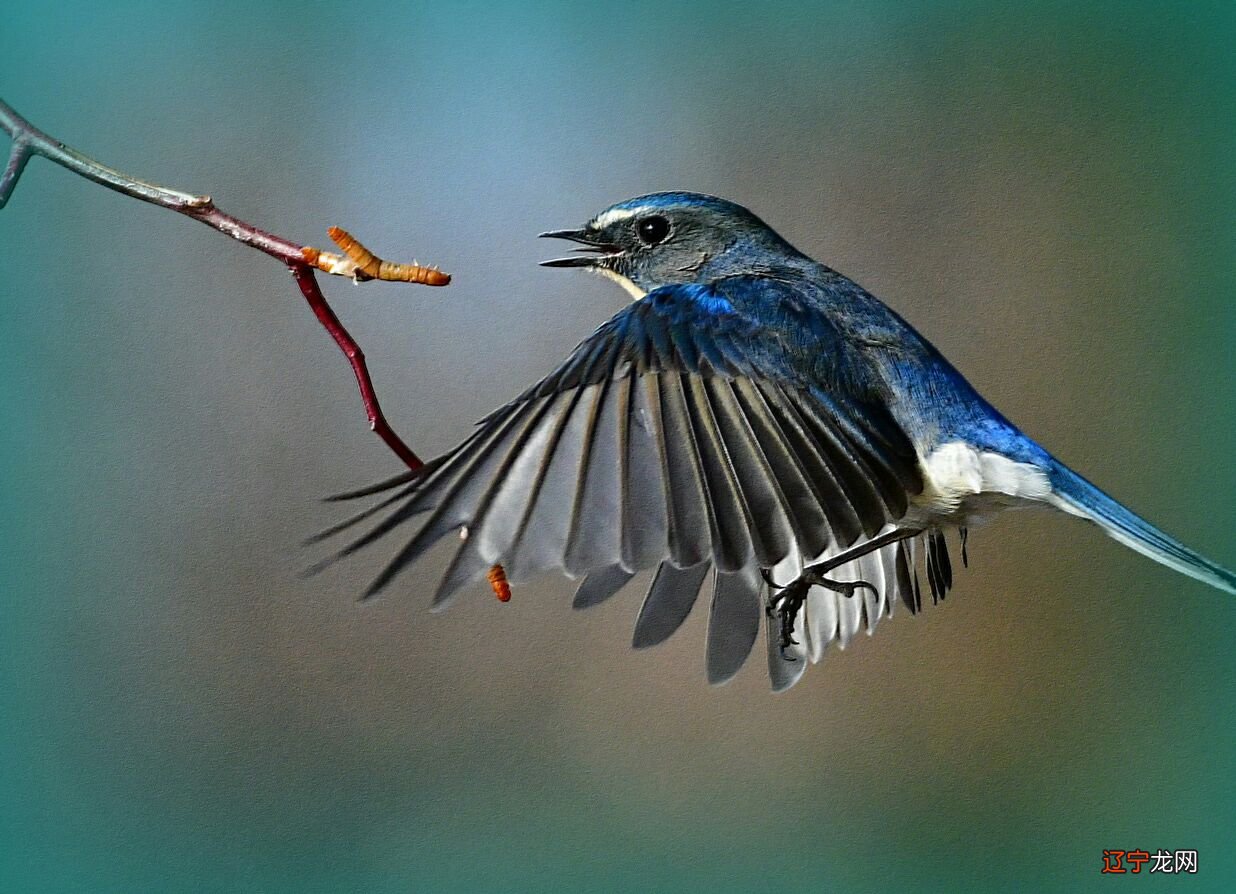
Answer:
[{"left": 290, "top": 265, "right": 423, "bottom": 470}]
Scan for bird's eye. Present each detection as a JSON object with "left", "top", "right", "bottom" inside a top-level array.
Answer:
[{"left": 635, "top": 215, "right": 671, "bottom": 246}]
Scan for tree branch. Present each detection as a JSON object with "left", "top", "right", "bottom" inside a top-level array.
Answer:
[
  {"left": 1, "top": 97, "right": 515, "bottom": 597},
  {"left": 0, "top": 97, "right": 519, "bottom": 600},
  {"left": 0, "top": 96, "right": 442, "bottom": 470}
]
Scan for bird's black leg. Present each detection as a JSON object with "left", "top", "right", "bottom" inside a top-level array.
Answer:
[
  {"left": 764, "top": 527, "right": 923, "bottom": 657},
  {"left": 765, "top": 579, "right": 811, "bottom": 657}
]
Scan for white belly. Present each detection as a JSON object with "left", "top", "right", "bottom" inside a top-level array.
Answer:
[{"left": 911, "top": 440, "right": 1053, "bottom": 523}]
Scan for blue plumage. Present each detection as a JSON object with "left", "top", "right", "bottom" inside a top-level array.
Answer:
[{"left": 322, "top": 191, "right": 1235, "bottom": 690}]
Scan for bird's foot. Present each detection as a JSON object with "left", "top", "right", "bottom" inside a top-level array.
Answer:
[
  {"left": 764, "top": 578, "right": 809, "bottom": 659},
  {"left": 762, "top": 566, "right": 877, "bottom": 659}
]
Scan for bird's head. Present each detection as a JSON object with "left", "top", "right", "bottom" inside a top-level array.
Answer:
[{"left": 540, "top": 191, "right": 800, "bottom": 298}]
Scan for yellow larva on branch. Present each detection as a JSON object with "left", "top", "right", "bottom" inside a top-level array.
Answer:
[{"left": 326, "top": 226, "right": 450, "bottom": 285}]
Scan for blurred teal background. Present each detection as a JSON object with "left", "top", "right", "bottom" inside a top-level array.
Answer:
[{"left": 2, "top": 1, "right": 1234, "bottom": 891}]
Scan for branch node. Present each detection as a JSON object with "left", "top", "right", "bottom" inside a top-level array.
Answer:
[
  {"left": 0, "top": 135, "right": 34, "bottom": 210},
  {"left": 301, "top": 244, "right": 361, "bottom": 279}
]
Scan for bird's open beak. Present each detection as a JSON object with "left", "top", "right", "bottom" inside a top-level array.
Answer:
[{"left": 539, "top": 228, "right": 621, "bottom": 268}]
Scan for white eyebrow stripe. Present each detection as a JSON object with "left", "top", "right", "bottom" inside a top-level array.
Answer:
[{"left": 592, "top": 207, "right": 639, "bottom": 229}]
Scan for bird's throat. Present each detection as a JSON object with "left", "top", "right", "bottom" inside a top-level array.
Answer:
[{"left": 593, "top": 265, "right": 646, "bottom": 300}]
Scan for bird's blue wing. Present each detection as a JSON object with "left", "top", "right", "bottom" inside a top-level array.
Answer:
[{"left": 316, "top": 278, "right": 926, "bottom": 684}]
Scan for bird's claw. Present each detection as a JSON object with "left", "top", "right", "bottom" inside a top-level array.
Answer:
[
  {"left": 805, "top": 575, "right": 876, "bottom": 600},
  {"left": 764, "top": 565, "right": 878, "bottom": 658},
  {"left": 765, "top": 579, "right": 809, "bottom": 658}
]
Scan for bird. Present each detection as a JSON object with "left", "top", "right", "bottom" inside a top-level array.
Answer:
[{"left": 314, "top": 191, "right": 1235, "bottom": 691}]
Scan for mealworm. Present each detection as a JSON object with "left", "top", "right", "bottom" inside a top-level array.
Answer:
[
  {"left": 327, "top": 226, "right": 450, "bottom": 285},
  {"left": 487, "top": 564, "right": 512, "bottom": 602}
]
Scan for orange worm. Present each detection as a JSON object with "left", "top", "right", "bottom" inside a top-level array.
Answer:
[
  {"left": 487, "top": 564, "right": 512, "bottom": 602},
  {"left": 327, "top": 226, "right": 450, "bottom": 285},
  {"left": 327, "top": 225, "right": 379, "bottom": 275},
  {"left": 377, "top": 259, "right": 451, "bottom": 286}
]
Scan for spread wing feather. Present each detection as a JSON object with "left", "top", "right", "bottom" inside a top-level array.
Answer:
[
  {"left": 632, "top": 561, "right": 711, "bottom": 649},
  {"left": 317, "top": 277, "right": 942, "bottom": 687},
  {"left": 707, "top": 565, "right": 763, "bottom": 684}
]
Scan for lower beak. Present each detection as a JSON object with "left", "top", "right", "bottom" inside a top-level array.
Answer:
[
  {"left": 539, "top": 254, "right": 605, "bottom": 268},
  {"left": 539, "top": 228, "right": 621, "bottom": 268}
]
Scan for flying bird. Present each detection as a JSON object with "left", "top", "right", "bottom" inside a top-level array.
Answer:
[{"left": 316, "top": 192, "right": 1235, "bottom": 691}]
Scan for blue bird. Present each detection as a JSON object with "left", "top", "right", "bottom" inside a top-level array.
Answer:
[{"left": 317, "top": 192, "right": 1235, "bottom": 691}]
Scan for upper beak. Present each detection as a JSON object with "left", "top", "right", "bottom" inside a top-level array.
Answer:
[{"left": 539, "top": 228, "right": 620, "bottom": 268}]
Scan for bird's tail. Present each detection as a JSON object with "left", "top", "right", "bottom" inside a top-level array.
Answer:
[{"left": 1046, "top": 460, "right": 1236, "bottom": 596}]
